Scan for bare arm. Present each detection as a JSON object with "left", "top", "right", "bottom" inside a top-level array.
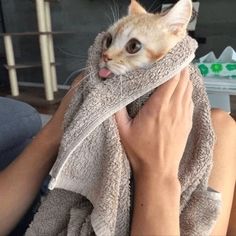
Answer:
[
  {"left": 0, "top": 75, "right": 82, "bottom": 235},
  {"left": 0, "top": 122, "right": 59, "bottom": 235},
  {"left": 115, "top": 68, "right": 193, "bottom": 235},
  {"left": 132, "top": 174, "right": 181, "bottom": 235}
]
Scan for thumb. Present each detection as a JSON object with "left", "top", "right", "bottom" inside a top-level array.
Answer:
[{"left": 115, "top": 107, "right": 131, "bottom": 137}]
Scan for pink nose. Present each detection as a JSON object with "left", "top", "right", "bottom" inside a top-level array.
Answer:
[{"left": 102, "top": 53, "right": 112, "bottom": 62}]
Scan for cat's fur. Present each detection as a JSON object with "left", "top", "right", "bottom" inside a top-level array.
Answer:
[{"left": 99, "top": 0, "right": 193, "bottom": 78}]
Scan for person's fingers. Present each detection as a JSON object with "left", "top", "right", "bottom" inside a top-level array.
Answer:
[
  {"left": 184, "top": 81, "right": 194, "bottom": 128},
  {"left": 171, "top": 67, "right": 190, "bottom": 101},
  {"left": 184, "top": 79, "right": 193, "bottom": 105},
  {"left": 143, "top": 72, "right": 181, "bottom": 114},
  {"left": 154, "top": 72, "right": 181, "bottom": 103},
  {"left": 115, "top": 107, "right": 131, "bottom": 137}
]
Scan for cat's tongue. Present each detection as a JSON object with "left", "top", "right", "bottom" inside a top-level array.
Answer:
[{"left": 99, "top": 68, "right": 112, "bottom": 78}]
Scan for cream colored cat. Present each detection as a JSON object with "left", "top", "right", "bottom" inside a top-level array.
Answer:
[{"left": 99, "top": 0, "right": 192, "bottom": 79}]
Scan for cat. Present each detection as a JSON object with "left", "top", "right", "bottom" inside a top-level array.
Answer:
[{"left": 99, "top": 0, "right": 193, "bottom": 79}]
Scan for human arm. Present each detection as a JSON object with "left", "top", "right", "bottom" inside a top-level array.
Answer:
[
  {"left": 0, "top": 75, "right": 83, "bottom": 235},
  {"left": 115, "top": 68, "right": 193, "bottom": 235}
]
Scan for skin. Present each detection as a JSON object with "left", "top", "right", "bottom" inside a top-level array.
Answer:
[
  {"left": 116, "top": 68, "right": 193, "bottom": 235},
  {"left": 115, "top": 69, "right": 236, "bottom": 236},
  {"left": 209, "top": 109, "right": 236, "bottom": 235},
  {"left": 0, "top": 70, "right": 235, "bottom": 235},
  {"left": 0, "top": 76, "right": 81, "bottom": 235}
]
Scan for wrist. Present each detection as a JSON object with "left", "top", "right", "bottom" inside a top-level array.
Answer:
[
  {"left": 38, "top": 120, "right": 63, "bottom": 151},
  {"left": 130, "top": 155, "right": 180, "bottom": 183},
  {"left": 131, "top": 170, "right": 181, "bottom": 235},
  {"left": 134, "top": 172, "right": 181, "bottom": 194}
]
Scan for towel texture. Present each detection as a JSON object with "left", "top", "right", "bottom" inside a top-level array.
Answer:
[{"left": 26, "top": 33, "right": 221, "bottom": 236}]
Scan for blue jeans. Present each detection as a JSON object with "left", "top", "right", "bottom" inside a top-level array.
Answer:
[
  {"left": 0, "top": 97, "right": 42, "bottom": 235},
  {"left": 0, "top": 97, "right": 42, "bottom": 169}
]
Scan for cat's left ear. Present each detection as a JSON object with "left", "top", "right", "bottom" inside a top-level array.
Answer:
[
  {"left": 128, "top": 0, "right": 147, "bottom": 15},
  {"left": 161, "top": 0, "right": 192, "bottom": 35}
]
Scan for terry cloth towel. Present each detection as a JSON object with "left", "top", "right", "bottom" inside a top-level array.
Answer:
[{"left": 26, "top": 33, "right": 221, "bottom": 236}]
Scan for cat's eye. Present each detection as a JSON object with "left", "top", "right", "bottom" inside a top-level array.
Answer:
[
  {"left": 126, "top": 38, "right": 142, "bottom": 54},
  {"left": 103, "top": 33, "right": 113, "bottom": 49}
]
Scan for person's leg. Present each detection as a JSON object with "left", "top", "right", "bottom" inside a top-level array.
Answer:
[
  {"left": 0, "top": 97, "right": 42, "bottom": 169},
  {"left": 208, "top": 109, "right": 236, "bottom": 235},
  {"left": 0, "top": 97, "right": 43, "bottom": 235}
]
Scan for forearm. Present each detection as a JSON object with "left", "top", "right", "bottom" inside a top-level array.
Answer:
[
  {"left": 0, "top": 121, "right": 60, "bottom": 235},
  {"left": 131, "top": 174, "right": 181, "bottom": 236}
]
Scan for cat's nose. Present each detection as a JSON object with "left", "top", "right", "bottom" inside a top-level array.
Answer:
[{"left": 102, "top": 53, "right": 112, "bottom": 62}]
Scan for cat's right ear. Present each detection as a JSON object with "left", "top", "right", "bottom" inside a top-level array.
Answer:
[
  {"left": 128, "top": 0, "right": 147, "bottom": 15},
  {"left": 161, "top": 0, "right": 192, "bottom": 35}
]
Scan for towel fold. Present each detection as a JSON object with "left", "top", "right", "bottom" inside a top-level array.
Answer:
[{"left": 26, "top": 33, "right": 221, "bottom": 236}]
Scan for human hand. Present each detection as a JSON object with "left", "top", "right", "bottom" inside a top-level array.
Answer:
[{"left": 115, "top": 68, "right": 193, "bottom": 181}]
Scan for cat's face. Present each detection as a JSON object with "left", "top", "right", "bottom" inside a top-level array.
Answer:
[{"left": 98, "top": 0, "right": 192, "bottom": 79}]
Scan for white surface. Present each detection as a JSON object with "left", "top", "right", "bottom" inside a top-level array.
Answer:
[
  {"left": 204, "top": 77, "right": 236, "bottom": 112},
  {"left": 3, "top": 35, "right": 19, "bottom": 96},
  {"left": 199, "top": 46, "right": 236, "bottom": 63},
  {"left": 204, "top": 77, "right": 236, "bottom": 95},
  {"left": 36, "top": 0, "right": 54, "bottom": 101},
  {"left": 45, "top": 1, "right": 58, "bottom": 92},
  {"left": 207, "top": 93, "right": 231, "bottom": 113}
]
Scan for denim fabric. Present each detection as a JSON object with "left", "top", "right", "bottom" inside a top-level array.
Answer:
[
  {"left": 0, "top": 97, "right": 42, "bottom": 169},
  {"left": 0, "top": 97, "right": 43, "bottom": 235}
]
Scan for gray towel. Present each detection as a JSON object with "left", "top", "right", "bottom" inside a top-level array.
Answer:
[{"left": 26, "top": 33, "right": 221, "bottom": 236}]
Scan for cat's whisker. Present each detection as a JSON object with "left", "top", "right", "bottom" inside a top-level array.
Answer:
[
  {"left": 117, "top": 1, "right": 120, "bottom": 20},
  {"left": 111, "top": 0, "right": 118, "bottom": 22},
  {"left": 79, "top": 71, "right": 98, "bottom": 96},
  {"left": 152, "top": 3, "right": 164, "bottom": 14},
  {"left": 67, "top": 61, "right": 87, "bottom": 66},
  {"left": 108, "top": 3, "right": 117, "bottom": 23},
  {"left": 104, "top": 74, "right": 121, "bottom": 98},
  {"left": 104, "top": 2, "right": 115, "bottom": 24},
  {"left": 106, "top": 74, "right": 124, "bottom": 101},
  {"left": 77, "top": 65, "right": 93, "bottom": 72},
  {"left": 118, "top": 75, "right": 124, "bottom": 99},
  {"left": 147, "top": 0, "right": 159, "bottom": 12},
  {"left": 105, "top": 12, "right": 113, "bottom": 25},
  {"left": 150, "top": 0, "right": 165, "bottom": 13},
  {"left": 63, "top": 66, "right": 93, "bottom": 85},
  {"left": 56, "top": 47, "right": 88, "bottom": 59},
  {"left": 62, "top": 59, "right": 88, "bottom": 68},
  {"left": 112, "top": 0, "right": 120, "bottom": 20},
  {"left": 112, "top": 63, "right": 127, "bottom": 74},
  {"left": 63, "top": 58, "right": 87, "bottom": 65},
  {"left": 72, "top": 66, "right": 92, "bottom": 73},
  {"left": 69, "top": 55, "right": 88, "bottom": 60},
  {"left": 69, "top": 70, "right": 96, "bottom": 92}
]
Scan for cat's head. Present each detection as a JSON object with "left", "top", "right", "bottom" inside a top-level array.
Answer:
[{"left": 98, "top": 0, "right": 192, "bottom": 79}]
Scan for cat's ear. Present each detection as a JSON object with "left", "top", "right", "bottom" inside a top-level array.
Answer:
[
  {"left": 161, "top": 0, "right": 192, "bottom": 35},
  {"left": 128, "top": 0, "right": 147, "bottom": 15}
]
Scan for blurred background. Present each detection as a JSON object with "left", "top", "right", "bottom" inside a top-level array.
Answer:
[
  {"left": 0, "top": 0, "right": 236, "bottom": 116},
  {"left": 0, "top": 0, "right": 235, "bottom": 85}
]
